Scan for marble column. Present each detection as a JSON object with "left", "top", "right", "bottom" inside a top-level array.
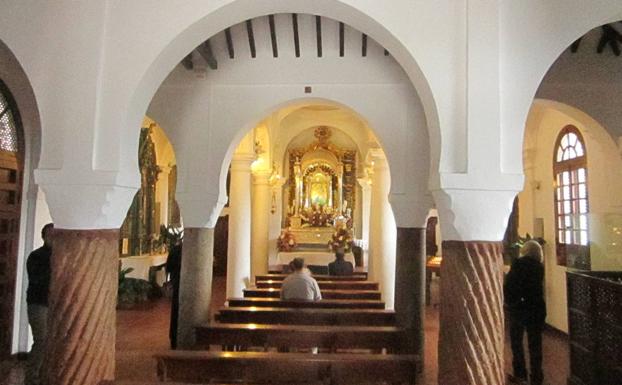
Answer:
[
  {"left": 438, "top": 240, "right": 505, "bottom": 385},
  {"left": 226, "top": 154, "right": 254, "bottom": 298},
  {"left": 394, "top": 227, "right": 426, "bottom": 365},
  {"left": 251, "top": 171, "right": 271, "bottom": 280},
  {"left": 45, "top": 229, "right": 118, "bottom": 385},
  {"left": 367, "top": 154, "right": 397, "bottom": 308},
  {"left": 177, "top": 227, "right": 214, "bottom": 348}
]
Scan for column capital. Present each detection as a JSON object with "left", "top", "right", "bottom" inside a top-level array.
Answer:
[
  {"left": 390, "top": 193, "right": 433, "bottom": 228},
  {"left": 230, "top": 153, "right": 256, "bottom": 171},
  {"left": 34, "top": 168, "right": 138, "bottom": 229},
  {"left": 432, "top": 187, "right": 518, "bottom": 241},
  {"left": 252, "top": 170, "right": 271, "bottom": 185}
]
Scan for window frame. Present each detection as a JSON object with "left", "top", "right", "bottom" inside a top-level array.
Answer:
[{"left": 552, "top": 125, "right": 590, "bottom": 267}]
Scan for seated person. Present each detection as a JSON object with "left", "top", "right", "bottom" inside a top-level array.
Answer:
[
  {"left": 280, "top": 258, "right": 322, "bottom": 301},
  {"left": 328, "top": 249, "right": 354, "bottom": 276}
]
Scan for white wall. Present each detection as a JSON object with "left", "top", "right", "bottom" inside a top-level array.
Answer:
[
  {"left": 519, "top": 100, "right": 622, "bottom": 332},
  {"left": 148, "top": 15, "right": 430, "bottom": 228}
]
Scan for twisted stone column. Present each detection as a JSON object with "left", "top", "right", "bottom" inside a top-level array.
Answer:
[
  {"left": 46, "top": 229, "right": 118, "bottom": 385},
  {"left": 438, "top": 240, "right": 505, "bottom": 385},
  {"left": 394, "top": 227, "right": 426, "bottom": 364}
]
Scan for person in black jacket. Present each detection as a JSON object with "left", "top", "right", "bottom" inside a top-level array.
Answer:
[
  {"left": 166, "top": 241, "right": 182, "bottom": 349},
  {"left": 504, "top": 240, "right": 546, "bottom": 385},
  {"left": 26, "top": 223, "right": 53, "bottom": 385},
  {"left": 328, "top": 249, "right": 354, "bottom": 276}
]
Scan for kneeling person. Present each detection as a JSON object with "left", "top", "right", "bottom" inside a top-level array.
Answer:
[{"left": 280, "top": 258, "right": 322, "bottom": 301}]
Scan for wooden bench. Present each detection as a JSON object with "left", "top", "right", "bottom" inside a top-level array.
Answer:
[
  {"left": 195, "top": 323, "right": 405, "bottom": 352},
  {"left": 227, "top": 297, "right": 386, "bottom": 309},
  {"left": 155, "top": 350, "right": 418, "bottom": 385},
  {"left": 269, "top": 266, "right": 368, "bottom": 279},
  {"left": 244, "top": 288, "right": 382, "bottom": 300},
  {"left": 215, "top": 307, "right": 396, "bottom": 326},
  {"left": 256, "top": 280, "right": 379, "bottom": 290},
  {"left": 256, "top": 274, "right": 367, "bottom": 282}
]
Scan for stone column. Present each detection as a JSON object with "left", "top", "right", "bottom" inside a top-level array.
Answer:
[
  {"left": 367, "top": 153, "right": 397, "bottom": 308},
  {"left": 433, "top": 188, "right": 518, "bottom": 385},
  {"left": 394, "top": 227, "right": 426, "bottom": 364},
  {"left": 45, "top": 229, "right": 119, "bottom": 385},
  {"left": 357, "top": 177, "right": 371, "bottom": 265},
  {"left": 226, "top": 154, "right": 254, "bottom": 298},
  {"left": 251, "top": 171, "right": 271, "bottom": 280},
  {"left": 177, "top": 227, "right": 214, "bottom": 348}
]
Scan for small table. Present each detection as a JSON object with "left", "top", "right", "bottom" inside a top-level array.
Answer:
[
  {"left": 120, "top": 253, "right": 168, "bottom": 285},
  {"left": 425, "top": 256, "right": 442, "bottom": 306}
]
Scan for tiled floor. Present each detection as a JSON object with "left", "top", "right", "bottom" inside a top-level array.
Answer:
[{"left": 1, "top": 275, "right": 569, "bottom": 385}]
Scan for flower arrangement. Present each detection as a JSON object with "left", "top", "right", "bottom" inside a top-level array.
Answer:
[
  {"left": 278, "top": 228, "right": 297, "bottom": 252},
  {"left": 329, "top": 223, "right": 353, "bottom": 252}
]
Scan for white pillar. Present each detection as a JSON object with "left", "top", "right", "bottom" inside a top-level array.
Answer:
[
  {"left": 226, "top": 154, "right": 254, "bottom": 298},
  {"left": 251, "top": 171, "right": 271, "bottom": 280},
  {"left": 357, "top": 177, "right": 372, "bottom": 266},
  {"left": 367, "top": 152, "right": 397, "bottom": 309},
  {"left": 157, "top": 166, "right": 171, "bottom": 226}
]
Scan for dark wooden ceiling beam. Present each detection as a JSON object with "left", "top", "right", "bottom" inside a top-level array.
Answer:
[
  {"left": 316, "top": 16, "right": 323, "bottom": 57},
  {"left": 339, "top": 22, "right": 345, "bottom": 57},
  {"left": 269, "top": 15, "right": 278, "bottom": 57},
  {"left": 292, "top": 14, "right": 300, "bottom": 57},
  {"left": 246, "top": 19, "right": 256, "bottom": 58},
  {"left": 181, "top": 53, "right": 194, "bottom": 70},
  {"left": 597, "top": 24, "right": 621, "bottom": 56},
  {"left": 570, "top": 38, "right": 582, "bottom": 53},
  {"left": 225, "top": 28, "right": 234, "bottom": 59},
  {"left": 197, "top": 40, "right": 218, "bottom": 70},
  {"left": 362, "top": 33, "right": 368, "bottom": 57}
]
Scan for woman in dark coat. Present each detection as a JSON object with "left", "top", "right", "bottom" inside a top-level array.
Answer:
[{"left": 504, "top": 240, "right": 546, "bottom": 385}]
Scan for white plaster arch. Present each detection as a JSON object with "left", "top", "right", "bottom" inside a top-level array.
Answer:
[
  {"left": 500, "top": 2, "right": 622, "bottom": 174},
  {"left": 210, "top": 93, "right": 429, "bottom": 227},
  {"left": 0, "top": 38, "right": 46, "bottom": 354},
  {"left": 126, "top": 0, "right": 441, "bottom": 197}
]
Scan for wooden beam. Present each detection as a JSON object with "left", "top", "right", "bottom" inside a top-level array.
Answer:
[
  {"left": 570, "top": 38, "right": 582, "bottom": 53},
  {"left": 362, "top": 33, "right": 368, "bottom": 57},
  {"left": 268, "top": 15, "right": 278, "bottom": 57},
  {"left": 246, "top": 19, "right": 256, "bottom": 58},
  {"left": 196, "top": 40, "right": 217, "bottom": 70},
  {"left": 339, "top": 22, "right": 345, "bottom": 57},
  {"left": 292, "top": 14, "right": 300, "bottom": 57},
  {"left": 316, "top": 15, "right": 322, "bottom": 57},
  {"left": 384, "top": 48, "right": 390, "bottom": 56},
  {"left": 181, "top": 53, "right": 193, "bottom": 70},
  {"left": 597, "top": 24, "right": 622, "bottom": 56},
  {"left": 224, "top": 28, "right": 234, "bottom": 59}
]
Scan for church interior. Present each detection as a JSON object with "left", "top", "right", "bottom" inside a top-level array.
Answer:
[{"left": 0, "top": 2, "right": 621, "bottom": 385}]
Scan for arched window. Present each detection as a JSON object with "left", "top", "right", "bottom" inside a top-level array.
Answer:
[
  {"left": 0, "top": 79, "right": 24, "bottom": 356},
  {"left": 553, "top": 125, "right": 589, "bottom": 267},
  {"left": 0, "top": 86, "right": 20, "bottom": 152}
]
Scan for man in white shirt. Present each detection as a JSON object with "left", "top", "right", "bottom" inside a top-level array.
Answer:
[{"left": 280, "top": 257, "right": 322, "bottom": 301}]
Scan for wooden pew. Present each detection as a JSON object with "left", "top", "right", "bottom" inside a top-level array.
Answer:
[
  {"left": 256, "top": 274, "right": 367, "bottom": 282},
  {"left": 244, "top": 288, "right": 381, "bottom": 300},
  {"left": 155, "top": 350, "right": 418, "bottom": 385},
  {"left": 215, "top": 307, "right": 396, "bottom": 326},
  {"left": 195, "top": 323, "right": 405, "bottom": 352},
  {"left": 269, "top": 266, "right": 368, "bottom": 278},
  {"left": 256, "top": 280, "right": 379, "bottom": 290},
  {"left": 227, "top": 297, "right": 386, "bottom": 309}
]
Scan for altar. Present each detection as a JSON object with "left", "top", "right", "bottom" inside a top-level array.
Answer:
[
  {"left": 276, "top": 251, "right": 355, "bottom": 266},
  {"left": 120, "top": 253, "right": 168, "bottom": 285}
]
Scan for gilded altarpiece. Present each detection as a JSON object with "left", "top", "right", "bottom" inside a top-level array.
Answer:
[
  {"left": 120, "top": 126, "right": 160, "bottom": 256},
  {"left": 284, "top": 127, "right": 356, "bottom": 247}
]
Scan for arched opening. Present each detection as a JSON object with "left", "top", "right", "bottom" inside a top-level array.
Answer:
[{"left": 516, "top": 20, "right": 622, "bottom": 384}]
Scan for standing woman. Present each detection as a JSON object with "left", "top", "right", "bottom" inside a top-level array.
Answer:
[{"left": 504, "top": 240, "right": 546, "bottom": 385}]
